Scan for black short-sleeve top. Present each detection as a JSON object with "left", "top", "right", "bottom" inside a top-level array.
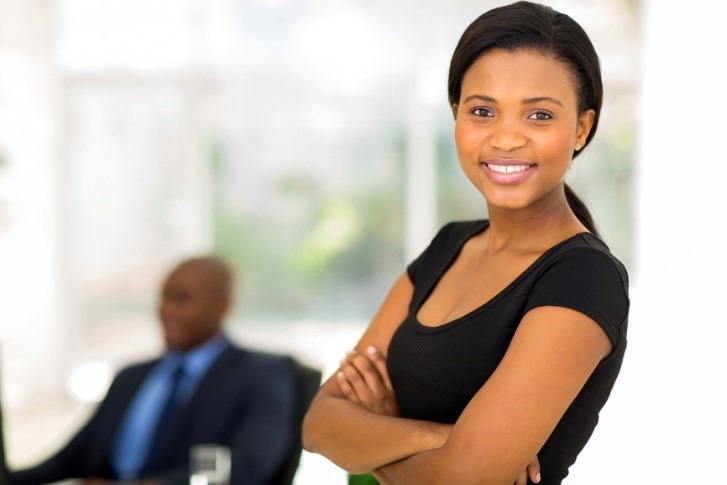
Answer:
[{"left": 387, "top": 220, "right": 629, "bottom": 484}]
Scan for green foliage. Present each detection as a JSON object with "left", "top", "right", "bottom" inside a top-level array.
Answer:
[
  {"left": 348, "top": 473, "right": 379, "bottom": 485},
  {"left": 210, "top": 133, "right": 406, "bottom": 322}
]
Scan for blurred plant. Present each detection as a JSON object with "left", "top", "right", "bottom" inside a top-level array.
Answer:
[
  {"left": 210, "top": 131, "right": 406, "bottom": 323},
  {"left": 296, "top": 197, "right": 362, "bottom": 277}
]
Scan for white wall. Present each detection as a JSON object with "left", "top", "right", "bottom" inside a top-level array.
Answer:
[
  {"left": 569, "top": 1, "right": 727, "bottom": 483},
  {"left": 0, "top": 0, "right": 65, "bottom": 407}
]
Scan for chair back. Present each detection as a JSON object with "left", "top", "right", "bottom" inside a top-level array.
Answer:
[{"left": 268, "top": 360, "right": 322, "bottom": 485}]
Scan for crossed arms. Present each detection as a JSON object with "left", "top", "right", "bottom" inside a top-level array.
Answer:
[{"left": 302, "top": 272, "right": 611, "bottom": 485}]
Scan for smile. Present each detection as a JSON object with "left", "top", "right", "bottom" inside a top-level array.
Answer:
[
  {"left": 485, "top": 163, "right": 532, "bottom": 174},
  {"left": 481, "top": 160, "right": 537, "bottom": 185}
]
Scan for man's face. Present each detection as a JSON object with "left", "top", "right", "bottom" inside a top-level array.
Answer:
[{"left": 158, "top": 262, "right": 227, "bottom": 351}]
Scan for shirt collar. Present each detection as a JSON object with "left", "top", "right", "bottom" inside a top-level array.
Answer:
[{"left": 163, "top": 333, "right": 230, "bottom": 378}]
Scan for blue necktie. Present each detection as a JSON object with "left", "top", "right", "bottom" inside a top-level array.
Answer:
[{"left": 140, "top": 362, "right": 186, "bottom": 474}]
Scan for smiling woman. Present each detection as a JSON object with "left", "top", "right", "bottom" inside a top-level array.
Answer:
[
  {"left": 453, "top": 50, "right": 595, "bottom": 213},
  {"left": 302, "top": 3, "right": 629, "bottom": 484}
]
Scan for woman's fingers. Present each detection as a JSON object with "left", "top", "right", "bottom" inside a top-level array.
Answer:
[
  {"left": 337, "top": 349, "right": 396, "bottom": 411},
  {"left": 527, "top": 456, "right": 541, "bottom": 483},
  {"left": 366, "top": 346, "right": 393, "bottom": 390},
  {"left": 336, "top": 368, "right": 361, "bottom": 403},
  {"left": 338, "top": 357, "right": 373, "bottom": 403},
  {"left": 336, "top": 348, "right": 399, "bottom": 415},
  {"left": 346, "top": 350, "right": 386, "bottom": 395},
  {"left": 338, "top": 355, "right": 383, "bottom": 408},
  {"left": 513, "top": 456, "right": 540, "bottom": 485}
]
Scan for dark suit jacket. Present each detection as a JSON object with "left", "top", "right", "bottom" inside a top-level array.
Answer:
[{"left": 11, "top": 344, "right": 298, "bottom": 485}]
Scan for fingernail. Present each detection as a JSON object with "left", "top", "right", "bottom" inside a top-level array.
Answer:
[
  {"left": 345, "top": 350, "right": 354, "bottom": 356},
  {"left": 337, "top": 371, "right": 344, "bottom": 380},
  {"left": 339, "top": 358, "right": 346, "bottom": 366},
  {"left": 367, "top": 345, "right": 377, "bottom": 355},
  {"left": 535, "top": 472, "right": 541, "bottom": 483}
]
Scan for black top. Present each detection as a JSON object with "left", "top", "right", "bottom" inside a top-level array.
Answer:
[{"left": 387, "top": 220, "right": 629, "bottom": 484}]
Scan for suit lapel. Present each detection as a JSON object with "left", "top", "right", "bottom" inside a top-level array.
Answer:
[
  {"left": 155, "top": 346, "right": 246, "bottom": 463},
  {"left": 89, "top": 361, "right": 158, "bottom": 474}
]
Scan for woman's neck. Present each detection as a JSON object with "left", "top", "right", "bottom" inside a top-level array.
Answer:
[{"left": 483, "top": 188, "right": 586, "bottom": 254}]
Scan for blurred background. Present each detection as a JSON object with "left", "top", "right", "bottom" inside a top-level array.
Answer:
[{"left": 1, "top": 0, "right": 724, "bottom": 483}]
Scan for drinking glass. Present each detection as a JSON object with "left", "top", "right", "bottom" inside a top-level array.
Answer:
[{"left": 189, "top": 444, "right": 231, "bottom": 485}]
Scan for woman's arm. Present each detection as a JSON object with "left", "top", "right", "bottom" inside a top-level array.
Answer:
[
  {"left": 301, "top": 272, "right": 451, "bottom": 473},
  {"left": 376, "top": 305, "right": 612, "bottom": 485},
  {"left": 338, "top": 346, "right": 540, "bottom": 485}
]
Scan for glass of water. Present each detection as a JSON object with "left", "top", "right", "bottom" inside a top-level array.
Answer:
[{"left": 189, "top": 444, "right": 231, "bottom": 485}]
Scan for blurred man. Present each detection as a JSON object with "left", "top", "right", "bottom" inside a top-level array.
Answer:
[{"left": 11, "top": 256, "right": 299, "bottom": 485}]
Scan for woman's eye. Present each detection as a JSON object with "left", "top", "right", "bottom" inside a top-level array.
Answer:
[
  {"left": 528, "top": 111, "right": 552, "bottom": 120},
  {"left": 471, "top": 108, "right": 493, "bottom": 117}
]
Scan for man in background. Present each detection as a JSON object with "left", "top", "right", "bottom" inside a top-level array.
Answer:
[{"left": 11, "top": 256, "right": 300, "bottom": 485}]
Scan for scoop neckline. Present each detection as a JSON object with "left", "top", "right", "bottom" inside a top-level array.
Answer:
[{"left": 411, "top": 222, "right": 594, "bottom": 333}]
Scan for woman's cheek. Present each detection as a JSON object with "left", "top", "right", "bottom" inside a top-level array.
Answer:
[
  {"left": 454, "top": 120, "right": 480, "bottom": 159},
  {"left": 536, "top": 130, "right": 575, "bottom": 167}
]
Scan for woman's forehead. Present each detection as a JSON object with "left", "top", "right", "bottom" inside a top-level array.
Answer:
[{"left": 460, "top": 49, "right": 578, "bottom": 104}]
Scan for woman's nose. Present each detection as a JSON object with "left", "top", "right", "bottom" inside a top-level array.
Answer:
[{"left": 489, "top": 119, "right": 526, "bottom": 151}]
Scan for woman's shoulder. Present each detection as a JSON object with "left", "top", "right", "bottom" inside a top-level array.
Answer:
[
  {"left": 547, "top": 233, "right": 629, "bottom": 290},
  {"left": 525, "top": 233, "right": 630, "bottom": 346}
]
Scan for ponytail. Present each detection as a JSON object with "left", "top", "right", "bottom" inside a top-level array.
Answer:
[{"left": 564, "top": 183, "right": 600, "bottom": 238}]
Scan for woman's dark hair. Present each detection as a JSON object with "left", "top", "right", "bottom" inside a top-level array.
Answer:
[{"left": 448, "top": 1, "right": 601, "bottom": 236}]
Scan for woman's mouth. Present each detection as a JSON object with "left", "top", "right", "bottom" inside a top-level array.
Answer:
[
  {"left": 481, "top": 160, "right": 536, "bottom": 184},
  {"left": 485, "top": 163, "right": 532, "bottom": 174}
]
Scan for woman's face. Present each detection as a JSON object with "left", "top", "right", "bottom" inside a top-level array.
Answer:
[{"left": 453, "top": 49, "right": 594, "bottom": 211}]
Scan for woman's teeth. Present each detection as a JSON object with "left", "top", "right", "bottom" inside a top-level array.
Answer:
[{"left": 486, "top": 164, "right": 531, "bottom": 174}]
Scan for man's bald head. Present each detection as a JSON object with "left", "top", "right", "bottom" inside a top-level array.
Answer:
[
  {"left": 175, "top": 256, "right": 234, "bottom": 298},
  {"left": 158, "top": 256, "right": 235, "bottom": 352}
]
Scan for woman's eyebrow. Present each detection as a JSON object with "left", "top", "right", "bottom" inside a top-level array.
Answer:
[
  {"left": 462, "top": 94, "right": 496, "bottom": 103},
  {"left": 462, "top": 94, "right": 564, "bottom": 107},
  {"left": 523, "top": 96, "right": 564, "bottom": 107}
]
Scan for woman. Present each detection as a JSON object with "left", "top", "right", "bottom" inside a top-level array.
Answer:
[{"left": 302, "top": 2, "right": 629, "bottom": 484}]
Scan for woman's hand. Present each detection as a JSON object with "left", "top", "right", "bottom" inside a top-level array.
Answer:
[
  {"left": 338, "top": 347, "right": 541, "bottom": 483},
  {"left": 336, "top": 346, "right": 399, "bottom": 416},
  {"left": 515, "top": 457, "right": 541, "bottom": 484}
]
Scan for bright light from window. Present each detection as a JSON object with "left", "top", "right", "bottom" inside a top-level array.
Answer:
[{"left": 66, "top": 361, "right": 113, "bottom": 403}]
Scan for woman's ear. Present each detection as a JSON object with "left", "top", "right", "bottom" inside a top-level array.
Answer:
[
  {"left": 576, "top": 109, "right": 596, "bottom": 145},
  {"left": 451, "top": 103, "right": 459, "bottom": 120}
]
